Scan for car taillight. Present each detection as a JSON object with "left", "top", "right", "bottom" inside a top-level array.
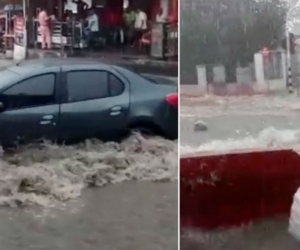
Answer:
[{"left": 165, "top": 93, "right": 178, "bottom": 108}]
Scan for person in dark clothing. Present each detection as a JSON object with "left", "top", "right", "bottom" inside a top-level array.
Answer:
[{"left": 72, "top": 0, "right": 88, "bottom": 18}]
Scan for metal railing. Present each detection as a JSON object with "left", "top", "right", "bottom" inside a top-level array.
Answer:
[
  {"left": 165, "top": 22, "right": 178, "bottom": 59},
  {"left": 29, "top": 19, "right": 86, "bottom": 50},
  {"left": 150, "top": 22, "right": 178, "bottom": 60}
]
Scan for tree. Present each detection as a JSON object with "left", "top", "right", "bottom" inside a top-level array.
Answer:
[{"left": 180, "top": 0, "right": 288, "bottom": 83}]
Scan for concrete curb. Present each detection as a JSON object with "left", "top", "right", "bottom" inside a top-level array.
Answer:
[{"left": 181, "top": 84, "right": 271, "bottom": 97}]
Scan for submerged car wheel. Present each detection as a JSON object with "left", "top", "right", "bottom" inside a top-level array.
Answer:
[
  {"left": 127, "top": 123, "right": 163, "bottom": 139},
  {"left": 130, "top": 127, "right": 156, "bottom": 138}
]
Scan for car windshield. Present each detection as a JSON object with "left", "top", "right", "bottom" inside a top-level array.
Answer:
[{"left": 0, "top": 69, "right": 19, "bottom": 88}]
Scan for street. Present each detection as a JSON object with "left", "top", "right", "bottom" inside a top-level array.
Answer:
[
  {"left": 0, "top": 133, "right": 178, "bottom": 250},
  {"left": 0, "top": 60, "right": 178, "bottom": 250},
  {"left": 180, "top": 94, "right": 300, "bottom": 250}
]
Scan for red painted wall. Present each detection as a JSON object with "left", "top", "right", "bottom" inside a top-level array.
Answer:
[
  {"left": 181, "top": 149, "right": 300, "bottom": 229},
  {"left": 169, "top": 0, "right": 177, "bottom": 22}
]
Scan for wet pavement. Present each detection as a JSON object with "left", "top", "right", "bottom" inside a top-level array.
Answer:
[
  {"left": 181, "top": 218, "right": 299, "bottom": 250},
  {"left": 0, "top": 183, "right": 177, "bottom": 250},
  {"left": 26, "top": 50, "right": 178, "bottom": 77}
]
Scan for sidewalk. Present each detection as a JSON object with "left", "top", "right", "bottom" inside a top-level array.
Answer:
[
  {"left": 0, "top": 58, "right": 14, "bottom": 70},
  {"left": 27, "top": 49, "right": 178, "bottom": 77},
  {"left": 0, "top": 51, "right": 178, "bottom": 77},
  {"left": 181, "top": 79, "right": 291, "bottom": 98}
]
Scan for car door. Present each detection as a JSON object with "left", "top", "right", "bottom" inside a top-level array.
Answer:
[
  {"left": 0, "top": 73, "right": 60, "bottom": 146},
  {"left": 59, "top": 68, "right": 130, "bottom": 142}
]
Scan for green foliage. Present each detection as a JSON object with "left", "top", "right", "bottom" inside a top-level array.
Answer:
[{"left": 180, "top": 0, "right": 288, "bottom": 79}]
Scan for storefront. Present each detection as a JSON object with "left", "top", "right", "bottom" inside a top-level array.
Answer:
[
  {"left": 0, "top": 0, "right": 177, "bottom": 60},
  {"left": 0, "top": 0, "right": 26, "bottom": 59}
]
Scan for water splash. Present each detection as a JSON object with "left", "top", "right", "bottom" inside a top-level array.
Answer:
[
  {"left": 180, "top": 127, "right": 300, "bottom": 154},
  {"left": 0, "top": 134, "right": 177, "bottom": 207}
]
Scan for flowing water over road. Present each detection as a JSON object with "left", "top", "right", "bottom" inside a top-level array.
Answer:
[
  {"left": 180, "top": 94, "right": 300, "bottom": 250},
  {"left": 0, "top": 134, "right": 178, "bottom": 250}
]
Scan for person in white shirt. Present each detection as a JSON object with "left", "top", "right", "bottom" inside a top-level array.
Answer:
[
  {"left": 133, "top": 9, "right": 147, "bottom": 47},
  {"left": 86, "top": 9, "right": 99, "bottom": 32},
  {"left": 156, "top": 8, "right": 166, "bottom": 23},
  {"left": 134, "top": 9, "right": 147, "bottom": 30},
  {"left": 85, "top": 8, "right": 99, "bottom": 48}
]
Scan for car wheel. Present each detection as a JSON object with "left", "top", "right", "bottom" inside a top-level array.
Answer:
[
  {"left": 129, "top": 127, "right": 156, "bottom": 138},
  {"left": 127, "top": 122, "right": 164, "bottom": 138}
]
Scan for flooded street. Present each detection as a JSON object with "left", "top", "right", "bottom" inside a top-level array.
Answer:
[
  {"left": 180, "top": 94, "right": 300, "bottom": 250},
  {"left": 0, "top": 134, "right": 177, "bottom": 249},
  {"left": 181, "top": 218, "right": 299, "bottom": 250},
  {"left": 0, "top": 183, "right": 177, "bottom": 250}
]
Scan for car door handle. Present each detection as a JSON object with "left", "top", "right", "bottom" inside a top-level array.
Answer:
[
  {"left": 110, "top": 106, "right": 122, "bottom": 116},
  {"left": 110, "top": 106, "right": 122, "bottom": 112},
  {"left": 40, "top": 121, "right": 52, "bottom": 125},
  {"left": 42, "top": 115, "right": 54, "bottom": 120},
  {"left": 40, "top": 115, "right": 54, "bottom": 125}
]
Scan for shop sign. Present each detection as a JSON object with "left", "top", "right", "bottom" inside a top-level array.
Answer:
[
  {"left": 14, "top": 16, "right": 25, "bottom": 46},
  {"left": 13, "top": 16, "right": 26, "bottom": 61}
]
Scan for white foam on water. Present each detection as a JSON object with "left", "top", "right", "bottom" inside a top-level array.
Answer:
[
  {"left": 0, "top": 133, "right": 177, "bottom": 207},
  {"left": 180, "top": 127, "right": 300, "bottom": 154}
]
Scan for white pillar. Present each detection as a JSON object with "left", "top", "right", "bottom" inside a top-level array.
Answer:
[
  {"left": 236, "top": 66, "right": 252, "bottom": 84},
  {"left": 254, "top": 53, "right": 266, "bottom": 89},
  {"left": 196, "top": 65, "right": 207, "bottom": 93},
  {"left": 213, "top": 65, "right": 226, "bottom": 84}
]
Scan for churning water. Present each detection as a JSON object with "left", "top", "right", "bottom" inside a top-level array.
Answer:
[
  {"left": 0, "top": 133, "right": 177, "bottom": 208},
  {"left": 181, "top": 126, "right": 300, "bottom": 154}
]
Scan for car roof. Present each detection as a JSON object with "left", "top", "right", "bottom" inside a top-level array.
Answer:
[
  {"left": 17, "top": 57, "right": 107, "bottom": 67},
  {"left": 9, "top": 58, "right": 109, "bottom": 75}
]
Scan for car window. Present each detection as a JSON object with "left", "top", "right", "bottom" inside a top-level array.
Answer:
[
  {"left": 114, "top": 66, "right": 156, "bottom": 84},
  {"left": 67, "top": 71, "right": 109, "bottom": 102},
  {"left": 109, "top": 74, "right": 124, "bottom": 96},
  {"left": 0, "top": 74, "right": 56, "bottom": 110}
]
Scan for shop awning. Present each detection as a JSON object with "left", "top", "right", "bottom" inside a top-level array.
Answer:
[
  {"left": 0, "top": 0, "right": 22, "bottom": 3},
  {"left": 3, "top": 4, "right": 23, "bottom": 11}
]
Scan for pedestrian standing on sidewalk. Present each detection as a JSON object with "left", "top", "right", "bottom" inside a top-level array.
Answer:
[
  {"left": 73, "top": 0, "right": 89, "bottom": 19},
  {"left": 85, "top": 8, "right": 99, "bottom": 49},
  {"left": 123, "top": 7, "right": 135, "bottom": 46},
  {"left": 133, "top": 9, "right": 147, "bottom": 48},
  {"left": 156, "top": 8, "right": 167, "bottom": 23},
  {"left": 38, "top": 8, "right": 52, "bottom": 50}
]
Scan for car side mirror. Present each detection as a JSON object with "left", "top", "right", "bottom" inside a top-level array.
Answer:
[{"left": 0, "top": 102, "right": 5, "bottom": 112}]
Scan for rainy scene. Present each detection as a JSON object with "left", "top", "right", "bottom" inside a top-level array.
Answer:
[
  {"left": 0, "top": 0, "right": 178, "bottom": 249},
  {"left": 180, "top": 0, "right": 300, "bottom": 249}
]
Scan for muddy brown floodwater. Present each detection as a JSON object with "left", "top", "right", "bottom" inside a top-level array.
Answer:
[{"left": 0, "top": 134, "right": 178, "bottom": 250}]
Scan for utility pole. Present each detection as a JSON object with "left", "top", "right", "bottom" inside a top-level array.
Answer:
[{"left": 285, "top": 1, "right": 300, "bottom": 93}]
